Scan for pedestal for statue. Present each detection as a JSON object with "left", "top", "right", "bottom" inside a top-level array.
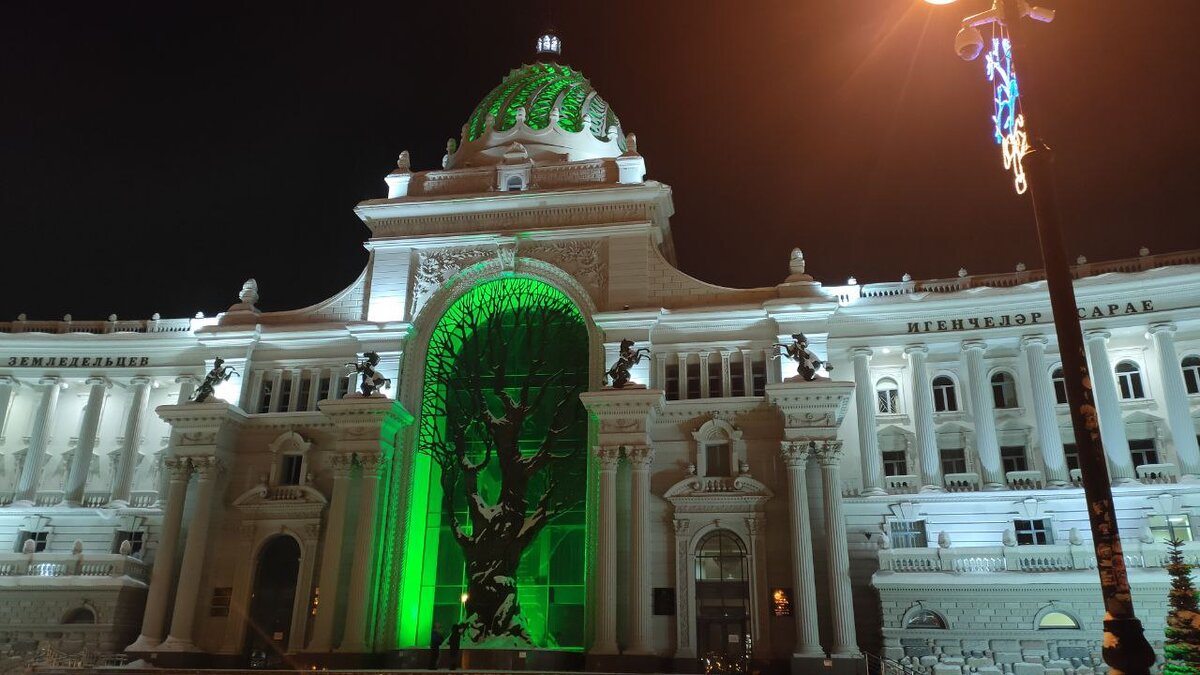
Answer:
[
  {"left": 579, "top": 387, "right": 664, "bottom": 669},
  {"left": 138, "top": 401, "right": 245, "bottom": 662},
  {"left": 765, "top": 381, "right": 863, "bottom": 675}
]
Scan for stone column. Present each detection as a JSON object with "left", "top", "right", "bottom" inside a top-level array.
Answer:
[
  {"left": 1021, "top": 336, "right": 1069, "bottom": 486},
  {"left": 579, "top": 388, "right": 663, "bottom": 660},
  {"left": 0, "top": 376, "right": 17, "bottom": 441},
  {"left": 593, "top": 446, "right": 621, "bottom": 655},
  {"left": 905, "top": 345, "right": 943, "bottom": 492},
  {"left": 308, "top": 452, "right": 357, "bottom": 651},
  {"left": 174, "top": 375, "right": 198, "bottom": 405},
  {"left": 962, "top": 340, "right": 1004, "bottom": 490},
  {"left": 850, "top": 348, "right": 886, "bottom": 496},
  {"left": 1149, "top": 323, "right": 1200, "bottom": 478},
  {"left": 339, "top": 452, "right": 384, "bottom": 653},
  {"left": 626, "top": 445, "right": 655, "bottom": 655},
  {"left": 127, "top": 457, "right": 191, "bottom": 652},
  {"left": 110, "top": 376, "right": 153, "bottom": 506},
  {"left": 780, "top": 441, "right": 821, "bottom": 657},
  {"left": 1084, "top": 330, "right": 1136, "bottom": 484},
  {"left": 15, "top": 377, "right": 64, "bottom": 505},
  {"left": 817, "top": 441, "right": 859, "bottom": 656},
  {"left": 160, "top": 456, "right": 222, "bottom": 651},
  {"left": 65, "top": 377, "right": 110, "bottom": 505}
]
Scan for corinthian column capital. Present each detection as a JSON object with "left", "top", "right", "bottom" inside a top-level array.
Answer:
[{"left": 626, "top": 445, "right": 655, "bottom": 469}]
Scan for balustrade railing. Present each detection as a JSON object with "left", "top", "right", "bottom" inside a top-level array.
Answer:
[
  {"left": 878, "top": 539, "right": 1200, "bottom": 574},
  {"left": 0, "top": 552, "right": 148, "bottom": 582}
]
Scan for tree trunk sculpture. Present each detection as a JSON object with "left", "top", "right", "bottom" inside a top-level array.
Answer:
[{"left": 420, "top": 279, "right": 587, "bottom": 647}]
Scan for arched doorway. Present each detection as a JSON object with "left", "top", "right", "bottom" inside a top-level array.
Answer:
[
  {"left": 244, "top": 536, "right": 301, "bottom": 661},
  {"left": 695, "top": 530, "right": 751, "bottom": 662}
]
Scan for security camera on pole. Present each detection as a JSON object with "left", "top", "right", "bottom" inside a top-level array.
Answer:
[{"left": 925, "top": 2, "right": 1157, "bottom": 674}]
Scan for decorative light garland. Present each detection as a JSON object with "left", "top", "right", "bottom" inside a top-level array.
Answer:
[{"left": 984, "top": 31, "right": 1029, "bottom": 194}]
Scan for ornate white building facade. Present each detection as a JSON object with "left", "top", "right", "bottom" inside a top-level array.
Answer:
[{"left": 2, "top": 50, "right": 1200, "bottom": 675}]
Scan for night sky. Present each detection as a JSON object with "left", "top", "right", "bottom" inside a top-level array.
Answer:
[{"left": 2, "top": 2, "right": 1197, "bottom": 321}]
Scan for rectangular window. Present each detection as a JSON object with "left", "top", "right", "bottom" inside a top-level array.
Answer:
[
  {"left": 882, "top": 450, "right": 908, "bottom": 477},
  {"left": 705, "top": 444, "right": 732, "bottom": 478},
  {"left": 113, "top": 530, "right": 144, "bottom": 555},
  {"left": 707, "top": 360, "right": 723, "bottom": 397},
  {"left": 1129, "top": 439, "right": 1159, "bottom": 467},
  {"left": 1053, "top": 378, "right": 1068, "bottom": 405},
  {"left": 1001, "top": 445, "right": 1028, "bottom": 473},
  {"left": 210, "top": 587, "right": 233, "bottom": 617},
  {"left": 257, "top": 378, "right": 274, "bottom": 414},
  {"left": 940, "top": 448, "right": 967, "bottom": 475},
  {"left": 280, "top": 455, "right": 304, "bottom": 485},
  {"left": 1064, "top": 443, "right": 1080, "bottom": 471},
  {"left": 750, "top": 358, "right": 766, "bottom": 396},
  {"left": 1014, "top": 518, "right": 1053, "bottom": 545},
  {"left": 295, "top": 375, "right": 313, "bottom": 411},
  {"left": 278, "top": 376, "right": 294, "bottom": 411},
  {"left": 1149, "top": 514, "right": 1193, "bottom": 543},
  {"left": 316, "top": 373, "right": 331, "bottom": 403},
  {"left": 729, "top": 360, "right": 745, "bottom": 397},
  {"left": 664, "top": 363, "right": 680, "bottom": 401},
  {"left": 877, "top": 389, "right": 898, "bottom": 414},
  {"left": 15, "top": 530, "right": 48, "bottom": 552},
  {"left": 888, "top": 519, "right": 928, "bottom": 549},
  {"left": 685, "top": 362, "right": 702, "bottom": 400},
  {"left": 933, "top": 383, "right": 957, "bottom": 413}
]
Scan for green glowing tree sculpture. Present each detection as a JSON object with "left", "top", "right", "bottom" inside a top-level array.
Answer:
[
  {"left": 1165, "top": 538, "right": 1200, "bottom": 675},
  {"left": 420, "top": 278, "right": 587, "bottom": 647}
]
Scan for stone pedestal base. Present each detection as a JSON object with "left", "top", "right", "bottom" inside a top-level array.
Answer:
[{"left": 792, "top": 653, "right": 865, "bottom": 675}]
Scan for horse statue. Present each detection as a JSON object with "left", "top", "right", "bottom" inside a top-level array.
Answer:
[
  {"left": 191, "top": 357, "right": 239, "bottom": 403},
  {"left": 348, "top": 351, "right": 391, "bottom": 396},
  {"left": 606, "top": 339, "right": 651, "bottom": 388},
  {"left": 772, "top": 333, "right": 825, "bottom": 382}
]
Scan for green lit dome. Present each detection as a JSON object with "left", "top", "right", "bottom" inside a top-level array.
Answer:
[{"left": 447, "top": 62, "right": 627, "bottom": 168}]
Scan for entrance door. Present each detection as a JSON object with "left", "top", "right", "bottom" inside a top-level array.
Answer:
[
  {"left": 694, "top": 530, "right": 751, "bottom": 664},
  {"left": 245, "top": 536, "right": 301, "bottom": 663}
]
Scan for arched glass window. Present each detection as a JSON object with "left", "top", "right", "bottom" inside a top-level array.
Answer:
[
  {"left": 1038, "top": 611, "right": 1080, "bottom": 629},
  {"left": 1115, "top": 361, "right": 1145, "bottom": 400},
  {"left": 1182, "top": 356, "right": 1200, "bottom": 395},
  {"left": 1050, "top": 367, "right": 1068, "bottom": 405},
  {"left": 905, "top": 609, "right": 947, "bottom": 629},
  {"left": 506, "top": 175, "right": 525, "bottom": 191},
  {"left": 695, "top": 530, "right": 747, "bottom": 581},
  {"left": 876, "top": 378, "right": 900, "bottom": 414},
  {"left": 990, "top": 371, "right": 1019, "bottom": 409},
  {"left": 932, "top": 376, "right": 958, "bottom": 412}
]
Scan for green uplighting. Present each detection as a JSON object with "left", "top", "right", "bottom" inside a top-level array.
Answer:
[
  {"left": 392, "top": 277, "right": 590, "bottom": 650},
  {"left": 463, "top": 63, "right": 622, "bottom": 143}
]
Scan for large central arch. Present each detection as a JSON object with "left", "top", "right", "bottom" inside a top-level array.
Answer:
[{"left": 387, "top": 275, "right": 594, "bottom": 650}]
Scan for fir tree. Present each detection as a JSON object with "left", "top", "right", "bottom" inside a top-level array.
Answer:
[{"left": 1164, "top": 538, "right": 1200, "bottom": 675}]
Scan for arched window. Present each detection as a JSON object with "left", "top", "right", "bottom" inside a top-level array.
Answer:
[
  {"left": 1050, "top": 367, "right": 1068, "bottom": 405},
  {"left": 932, "top": 376, "right": 958, "bottom": 413},
  {"left": 990, "top": 371, "right": 1019, "bottom": 409},
  {"left": 1115, "top": 361, "right": 1145, "bottom": 400},
  {"left": 695, "top": 530, "right": 748, "bottom": 581},
  {"left": 905, "top": 609, "right": 947, "bottom": 629},
  {"left": 876, "top": 378, "right": 900, "bottom": 414},
  {"left": 1038, "top": 611, "right": 1080, "bottom": 629},
  {"left": 62, "top": 607, "right": 96, "bottom": 624},
  {"left": 506, "top": 175, "right": 525, "bottom": 191},
  {"left": 1182, "top": 356, "right": 1200, "bottom": 395}
]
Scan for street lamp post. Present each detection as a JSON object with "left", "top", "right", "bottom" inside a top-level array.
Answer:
[{"left": 927, "top": 2, "right": 1157, "bottom": 674}]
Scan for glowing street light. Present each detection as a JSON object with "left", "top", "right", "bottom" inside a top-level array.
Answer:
[{"left": 925, "top": 2, "right": 1157, "bottom": 674}]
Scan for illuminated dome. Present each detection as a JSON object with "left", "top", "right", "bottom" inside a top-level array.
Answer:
[{"left": 445, "top": 62, "right": 626, "bottom": 169}]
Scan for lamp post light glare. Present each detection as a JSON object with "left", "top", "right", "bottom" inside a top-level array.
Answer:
[{"left": 926, "top": 2, "right": 1157, "bottom": 674}]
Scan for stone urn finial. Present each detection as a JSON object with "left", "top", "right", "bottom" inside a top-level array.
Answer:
[
  {"left": 938, "top": 531, "right": 952, "bottom": 549},
  {"left": 1002, "top": 528, "right": 1017, "bottom": 547},
  {"left": 119, "top": 539, "right": 133, "bottom": 556},
  {"left": 23, "top": 538, "right": 36, "bottom": 554},
  {"left": 73, "top": 539, "right": 84, "bottom": 555},
  {"left": 239, "top": 279, "right": 259, "bottom": 306}
]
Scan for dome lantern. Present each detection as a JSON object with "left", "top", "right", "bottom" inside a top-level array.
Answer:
[{"left": 536, "top": 32, "right": 561, "bottom": 55}]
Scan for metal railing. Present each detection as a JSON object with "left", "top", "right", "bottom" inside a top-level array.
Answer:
[{"left": 879, "top": 538, "right": 1200, "bottom": 573}]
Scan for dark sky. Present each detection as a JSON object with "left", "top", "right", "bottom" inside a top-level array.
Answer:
[{"left": 2, "top": 2, "right": 1197, "bottom": 321}]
